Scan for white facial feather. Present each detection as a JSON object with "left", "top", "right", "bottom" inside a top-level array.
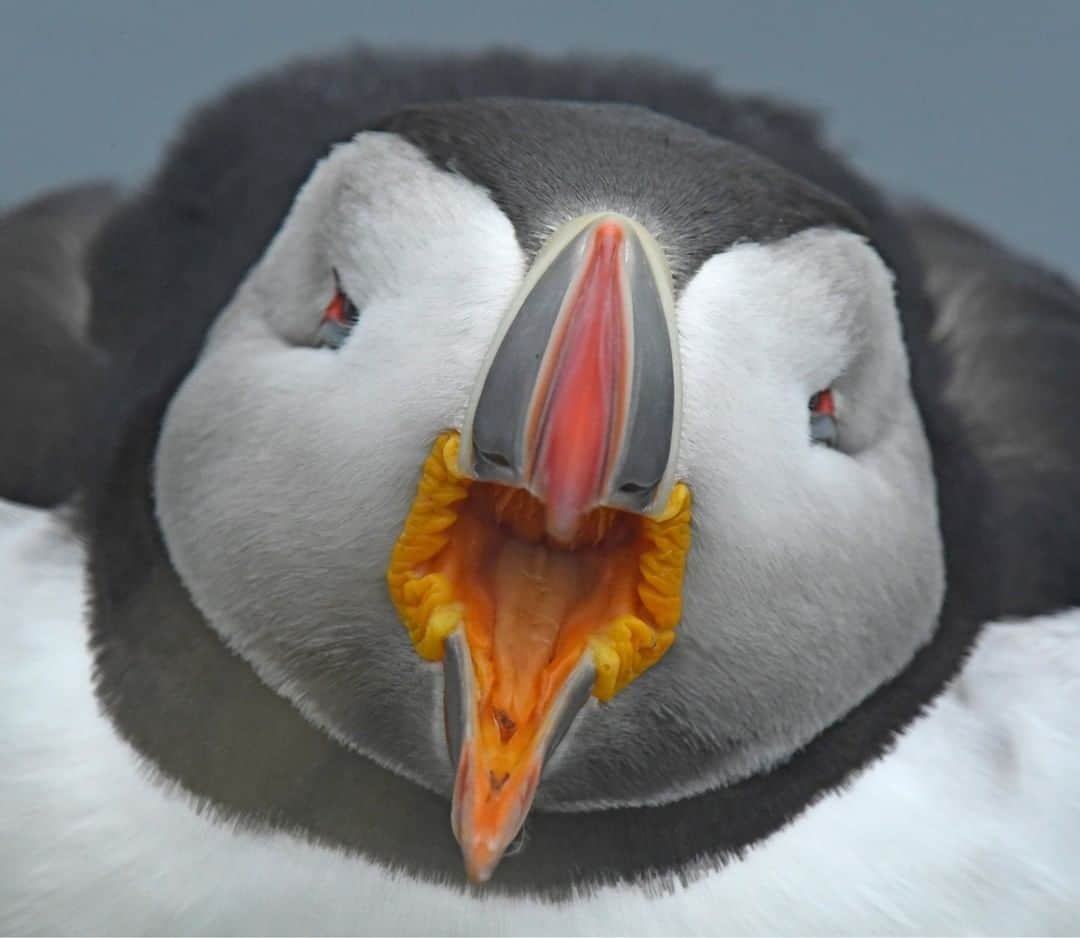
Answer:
[
  {"left": 155, "top": 133, "right": 943, "bottom": 809},
  {"left": 156, "top": 135, "right": 525, "bottom": 794}
]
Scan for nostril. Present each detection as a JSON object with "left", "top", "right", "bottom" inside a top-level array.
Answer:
[{"left": 477, "top": 448, "right": 512, "bottom": 470}]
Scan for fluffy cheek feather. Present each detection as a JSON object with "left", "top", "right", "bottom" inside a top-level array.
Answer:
[{"left": 153, "top": 138, "right": 527, "bottom": 796}]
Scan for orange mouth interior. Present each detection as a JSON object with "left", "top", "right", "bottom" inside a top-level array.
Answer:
[{"left": 387, "top": 433, "right": 691, "bottom": 773}]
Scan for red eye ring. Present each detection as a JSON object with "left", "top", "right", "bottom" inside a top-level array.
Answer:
[
  {"left": 810, "top": 388, "right": 835, "bottom": 416},
  {"left": 323, "top": 290, "right": 349, "bottom": 325},
  {"left": 316, "top": 284, "right": 361, "bottom": 349}
]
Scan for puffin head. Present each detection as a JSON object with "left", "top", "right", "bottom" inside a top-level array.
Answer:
[{"left": 151, "top": 99, "right": 944, "bottom": 883}]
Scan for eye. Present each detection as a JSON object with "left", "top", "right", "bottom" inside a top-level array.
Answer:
[
  {"left": 809, "top": 388, "right": 838, "bottom": 447},
  {"left": 316, "top": 275, "right": 360, "bottom": 349}
]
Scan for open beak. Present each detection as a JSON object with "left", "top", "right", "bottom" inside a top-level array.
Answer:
[{"left": 388, "top": 213, "right": 690, "bottom": 883}]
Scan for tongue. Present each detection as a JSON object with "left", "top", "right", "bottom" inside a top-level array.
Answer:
[{"left": 489, "top": 539, "right": 581, "bottom": 723}]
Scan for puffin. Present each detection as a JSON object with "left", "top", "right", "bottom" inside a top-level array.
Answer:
[{"left": 3, "top": 47, "right": 1079, "bottom": 934}]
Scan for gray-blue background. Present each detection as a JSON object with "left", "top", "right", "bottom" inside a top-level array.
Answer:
[{"left": 3, "top": 1, "right": 1077, "bottom": 276}]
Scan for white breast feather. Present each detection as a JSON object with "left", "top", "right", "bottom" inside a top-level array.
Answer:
[{"left": 2, "top": 501, "right": 1078, "bottom": 935}]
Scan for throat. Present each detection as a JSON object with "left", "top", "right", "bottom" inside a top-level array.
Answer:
[
  {"left": 425, "top": 486, "right": 640, "bottom": 768},
  {"left": 489, "top": 538, "right": 580, "bottom": 725}
]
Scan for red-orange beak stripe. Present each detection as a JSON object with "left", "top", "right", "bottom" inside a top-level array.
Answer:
[{"left": 528, "top": 221, "right": 630, "bottom": 542}]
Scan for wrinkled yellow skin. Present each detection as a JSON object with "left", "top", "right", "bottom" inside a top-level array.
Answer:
[{"left": 386, "top": 432, "right": 692, "bottom": 701}]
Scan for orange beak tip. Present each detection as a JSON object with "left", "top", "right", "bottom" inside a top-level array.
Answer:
[
  {"left": 462, "top": 839, "right": 503, "bottom": 885},
  {"left": 452, "top": 742, "right": 544, "bottom": 885}
]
